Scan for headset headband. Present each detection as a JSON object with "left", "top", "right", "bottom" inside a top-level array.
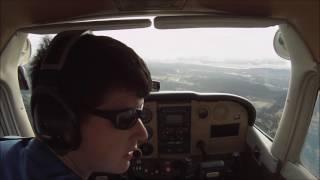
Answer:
[
  {"left": 36, "top": 30, "right": 91, "bottom": 88},
  {"left": 40, "top": 30, "right": 91, "bottom": 70}
]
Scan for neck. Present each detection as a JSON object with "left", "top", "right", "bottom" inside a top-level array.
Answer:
[{"left": 60, "top": 151, "right": 91, "bottom": 180}]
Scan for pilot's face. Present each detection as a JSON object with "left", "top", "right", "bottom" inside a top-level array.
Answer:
[{"left": 79, "top": 89, "right": 148, "bottom": 174}]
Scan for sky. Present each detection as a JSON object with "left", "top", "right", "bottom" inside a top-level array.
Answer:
[
  {"left": 28, "top": 25, "right": 290, "bottom": 69},
  {"left": 95, "top": 26, "right": 279, "bottom": 59}
]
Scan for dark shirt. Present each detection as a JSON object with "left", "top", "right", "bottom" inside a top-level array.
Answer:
[{"left": 0, "top": 137, "right": 80, "bottom": 180}]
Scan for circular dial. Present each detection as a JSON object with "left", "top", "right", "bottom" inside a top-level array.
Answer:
[
  {"left": 198, "top": 107, "right": 209, "bottom": 119},
  {"left": 213, "top": 104, "right": 229, "bottom": 120}
]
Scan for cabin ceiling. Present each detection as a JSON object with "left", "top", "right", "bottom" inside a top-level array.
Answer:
[{"left": 1, "top": 0, "right": 319, "bottom": 62}]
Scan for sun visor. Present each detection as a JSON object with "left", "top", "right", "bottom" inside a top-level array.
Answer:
[
  {"left": 154, "top": 16, "right": 284, "bottom": 29},
  {"left": 19, "top": 19, "right": 152, "bottom": 34},
  {"left": 273, "top": 30, "right": 290, "bottom": 60}
]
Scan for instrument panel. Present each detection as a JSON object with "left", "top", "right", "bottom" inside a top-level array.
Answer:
[{"left": 129, "top": 92, "right": 256, "bottom": 180}]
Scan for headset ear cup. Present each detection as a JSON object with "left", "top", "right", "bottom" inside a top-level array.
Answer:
[
  {"left": 32, "top": 91, "right": 80, "bottom": 154},
  {"left": 30, "top": 30, "right": 91, "bottom": 154}
]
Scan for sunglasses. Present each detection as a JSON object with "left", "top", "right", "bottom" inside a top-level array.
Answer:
[{"left": 90, "top": 108, "right": 145, "bottom": 130}]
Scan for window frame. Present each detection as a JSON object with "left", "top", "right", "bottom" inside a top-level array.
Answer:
[{"left": 299, "top": 90, "right": 320, "bottom": 178}]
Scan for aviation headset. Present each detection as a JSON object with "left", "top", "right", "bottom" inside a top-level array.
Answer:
[{"left": 31, "top": 30, "right": 92, "bottom": 154}]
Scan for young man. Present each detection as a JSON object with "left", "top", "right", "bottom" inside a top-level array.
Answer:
[{"left": 0, "top": 30, "right": 151, "bottom": 179}]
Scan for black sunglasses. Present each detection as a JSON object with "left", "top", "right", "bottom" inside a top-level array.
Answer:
[{"left": 90, "top": 108, "right": 145, "bottom": 130}]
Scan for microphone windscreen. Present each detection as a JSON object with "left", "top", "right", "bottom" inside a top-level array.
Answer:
[{"left": 133, "top": 149, "right": 142, "bottom": 159}]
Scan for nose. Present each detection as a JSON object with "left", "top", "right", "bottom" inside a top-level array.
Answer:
[{"left": 133, "top": 118, "right": 148, "bottom": 144}]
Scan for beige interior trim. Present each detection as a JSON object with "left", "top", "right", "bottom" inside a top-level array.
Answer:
[
  {"left": 281, "top": 161, "right": 318, "bottom": 180},
  {"left": 0, "top": 32, "right": 34, "bottom": 137},
  {"left": 19, "top": 19, "right": 152, "bottom": 34},
  {"left": 190, "top": 100, "right": 248, "bottom": 155},
  {"left": 286, "top": 75, "right": 319, "bottom": 162},
  {"left": 154, "top": 15, "right": 285, "bottom": 29},
  {"left": 246, "top": 127, "right": 278, "bottom": 173},
  {"left": 271, "top": 24, "right": 319, "bottom": 161}
]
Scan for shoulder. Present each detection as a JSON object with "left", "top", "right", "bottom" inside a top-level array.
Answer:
[
  {"left": 0, "top": 136, "right": 33, "bottom": 180},
  {"left": 0, "top": 137, "right": 81, "bottom": 180},
  {"left": 0, "top": 136, "right": 32, "bottom": 156}
]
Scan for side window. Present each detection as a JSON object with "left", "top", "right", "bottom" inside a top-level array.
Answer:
[
  {"left": 300, "top": 93, "right": 320, "bottom": 178},
  {"left": 18, "top": 34, "right": 53, "bottom": 126},
  {"left": 18, "top": 65, "right": 32, "bottom": 123}
]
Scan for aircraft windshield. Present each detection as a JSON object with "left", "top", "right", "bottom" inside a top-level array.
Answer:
[{"left": 27, "top": 25, "right": 291, "bottom": 139}]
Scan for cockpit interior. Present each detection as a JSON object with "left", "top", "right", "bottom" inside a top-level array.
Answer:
[
  {"left": 127, "top": 92, "right": 257, "bottom": 179},
  {"left": 0, "top": 1, "right": 319, "bottom": 180}
]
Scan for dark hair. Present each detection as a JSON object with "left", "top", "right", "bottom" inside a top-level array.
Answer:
[{"left": 31, "top": 34, "right": 152, "bottom": 114}]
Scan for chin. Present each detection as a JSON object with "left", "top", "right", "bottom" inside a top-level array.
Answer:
[
  {"left": 108, "top": 161, "right": 131, "bottom": 174},
  {"left": 119, "top": 161, "right": 131, "bottom": 173}
]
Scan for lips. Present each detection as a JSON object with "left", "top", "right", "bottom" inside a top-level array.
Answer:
[{"left": 124, "top": 146, "right": 142, "bottom": 159}]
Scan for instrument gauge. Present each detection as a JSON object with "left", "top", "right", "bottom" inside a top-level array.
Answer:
[
  {"left": 198, "top": 107, "right": 209, "bottom": 119},
  {"left": 213, "top": 104, "right": 229, "bottom": 120}
]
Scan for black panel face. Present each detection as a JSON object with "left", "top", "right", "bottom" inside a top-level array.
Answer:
[
  {"left": 158, "top": 106, "right": 191, "bottom": 154},
  {"left": 211, "top": 124, "right": 240, "bottom": 137}
]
